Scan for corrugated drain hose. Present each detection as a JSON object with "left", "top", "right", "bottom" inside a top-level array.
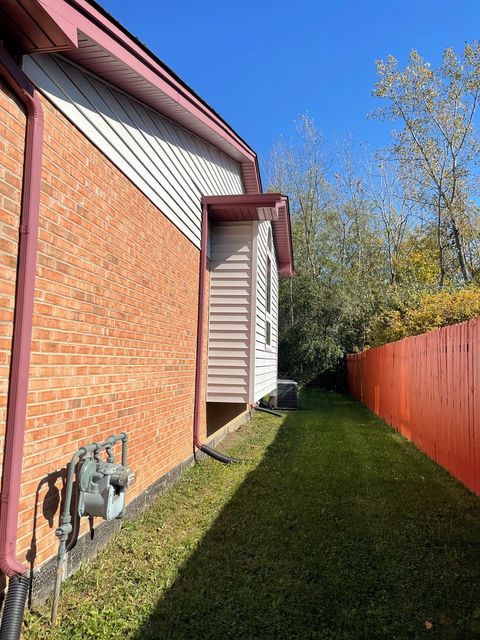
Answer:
[
  {"left": 199, "top": 444, "right": 240, "bottom": 464},
  {"left": 0, "top": 574, "right": 29, "bottom": 640},
  {"left": 254, "top": 405, "right": 284, "bottom": 417}
]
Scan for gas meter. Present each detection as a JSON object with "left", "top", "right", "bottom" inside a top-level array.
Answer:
[
  {"left": 52, "top": 432, "right": 135, "bottom": 625},
  {"left": 77, "top": 458, "right": 136, "bottom": 521}
]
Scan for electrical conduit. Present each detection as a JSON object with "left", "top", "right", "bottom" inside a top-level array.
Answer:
[{"left": 0, "top": 47, "right": 44, "bottom": 639}]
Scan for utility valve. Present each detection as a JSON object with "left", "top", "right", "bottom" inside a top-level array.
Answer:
[{"left": 78, "top": 458, "right": 136, "bottom": 521}]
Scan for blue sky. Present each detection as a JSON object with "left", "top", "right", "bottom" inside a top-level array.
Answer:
[{"left": 102, "top": 0, "right": 480, "bottom": 175}]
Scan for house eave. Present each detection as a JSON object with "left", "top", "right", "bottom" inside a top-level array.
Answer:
[
  {"left": 1, "top": 0, "right": 262, "bottom": 194},
  {"left": 201, "top": 194, "right": 294, "bottom": 277}
]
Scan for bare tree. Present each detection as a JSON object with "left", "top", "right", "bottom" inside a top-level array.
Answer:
[
  {"left": 373, "top": 44, "right": 480, "bottom": 285},
  {"left": 269, "top": 118, "right": 385, "bottom": 379},
  {"left": 367, "top": 158, "right": 416, "bottom": 285},
  {"left": 269, "top": 115, "right": 333, "bottom": 279}
]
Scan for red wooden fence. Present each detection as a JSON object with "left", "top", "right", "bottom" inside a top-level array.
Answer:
[{"left": 347, "top": 318, "right": 480, "bottom": 496}]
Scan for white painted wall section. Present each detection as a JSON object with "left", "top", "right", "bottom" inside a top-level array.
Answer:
[
  {"left": 207, "top": 222, "right": 253, "bottom": 403},
  {"left": 23, "top": 54, "right": 244, "bottom": 248}
]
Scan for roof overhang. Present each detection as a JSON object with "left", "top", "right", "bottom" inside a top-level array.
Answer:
[
  {"left": 1, "top": 1, "right": 294, "bottom": 274},
  {"left": 202, "top": 194, "right": 294, "bottom": 277},
  {"left": 0, "top": 0, "right": 78, "bottom": 53},
  {"left": 0, "top": 0, "right": 262, "bottom": 194}
]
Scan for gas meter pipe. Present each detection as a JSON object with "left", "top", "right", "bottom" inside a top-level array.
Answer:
[
  {"left": 193, "top": 205, "right": 239, "bottom": 465},
  {"left": 0, "top": 47, "right": 44, "bottom": 640},
  {"left": 51, "top": 434, "right": 128, "bottom": 625}
]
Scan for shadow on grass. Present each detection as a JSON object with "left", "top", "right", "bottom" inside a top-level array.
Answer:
[{"left": 134, "top": 390, "right": 480, "bottom": 640}]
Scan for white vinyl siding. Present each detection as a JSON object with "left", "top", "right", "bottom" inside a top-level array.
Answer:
[
  {"left": 23, "top": 54, "right": 244, "bottom": 248},
  {"left": 254, "top": 221, "right": 278, "bottom": 400},
  {"left": 207, "top": 223, "right": 253, "bottom": 403}
]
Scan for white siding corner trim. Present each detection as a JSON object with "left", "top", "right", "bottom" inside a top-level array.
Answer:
[{"left": 254, "top": 221, "right": 278, "bottom": 400}]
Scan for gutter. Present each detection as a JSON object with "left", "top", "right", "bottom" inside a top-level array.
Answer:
[
  {"left": 0, "top": 48, "right": 44, "bottom": 579},
  {"left": 65, "top": 0, "right": 257, "bottom": 160},
  {"left": 192, "top": 204, "right": 238, "bottom": 465}
]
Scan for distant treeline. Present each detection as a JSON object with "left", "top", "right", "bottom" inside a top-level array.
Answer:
[{"left": 269, "top": 43, "right": 480, "bottom": 383}]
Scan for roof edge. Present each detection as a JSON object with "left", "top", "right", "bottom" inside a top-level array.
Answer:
[
  {"left": 202, "top": 194, "right": 294, "bottom": 277},
  {"left": 39, "top": 0, "right": 262, "bottom": 192}
]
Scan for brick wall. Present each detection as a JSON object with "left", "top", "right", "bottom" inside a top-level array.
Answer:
[{"left": 0, "top": 85, "right": 211, "bottom": 570}]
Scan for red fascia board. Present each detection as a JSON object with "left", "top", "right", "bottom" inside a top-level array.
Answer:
[
  {"left": 273, "top": 196, "right": 294, "bottom": 277},
  {"left": 202, "top": 193, "right": 283, "bottom": 208},
  {"left": 36, "top": 0, "right": 259, "bottom": 178},
  {"left": 70, "top": 0, "right": 255, "bottom": 158},
  {"left": 202, "top": 194, "right": 294, "bottom": 277},
  {"left": 8, "top": 0, "right": 262, "bottom": 191},
  {"left": 37, "top": 0, "right": 79, "bottom": 47},
  {"left": 202, "top": 193, "right": 282, "bottom": 222},
  {"left": 279, "top": 264, "right": 294, "bottom": 277},
  {"left": 0, "top": 0, "right": 78, "bottom": 53}
]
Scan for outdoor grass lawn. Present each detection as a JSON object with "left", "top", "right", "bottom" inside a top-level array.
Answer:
[{"left": 24, "top": 389, "right": 480, "bottom": 639}]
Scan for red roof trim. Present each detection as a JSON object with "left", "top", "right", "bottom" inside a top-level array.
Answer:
[
  {"left": 202, "top": 194, "right": 294, "bottom": 277},
  {"left": 3, "top": 1, "right": 293, "bottom": 259},
  {"left": 69, "top": 0, "right": 253, "bottom": 151},
  {"left": 202, "top": 193, "right": 283, "bottom": 209},
  {"left": 10, "top": 0, "right": 262, "bottom": 192},
  {"left": 0, "top": 0, "right": 78, "bottom": 53}
]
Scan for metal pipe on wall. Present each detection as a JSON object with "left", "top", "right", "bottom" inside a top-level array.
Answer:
[
  {"left": 0, "top": 46, "right": 44, "bottom": 639},
  {"left": 0, "top": 45, "right": 44, "bottom": 579}
]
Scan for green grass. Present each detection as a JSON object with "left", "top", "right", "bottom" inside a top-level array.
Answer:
[{"left": 24, "top": 389, "right": 480, "bottom": 639}]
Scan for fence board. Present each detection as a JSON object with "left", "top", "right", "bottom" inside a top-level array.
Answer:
[{"left": 347, "top": 318, "right": 480, "bottom": 496}]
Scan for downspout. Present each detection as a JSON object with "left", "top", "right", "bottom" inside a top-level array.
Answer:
[
  {"left": 253, "top": 404, "right": 283, "bottom": 418},
  {"left": 0, "top": 47, "right": 44, "bottom": 638},
  {"left": 193, "top": 204, "right": 239, "bottom": 464}
]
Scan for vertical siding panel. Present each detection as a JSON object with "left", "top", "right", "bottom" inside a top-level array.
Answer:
[
  {"left": 248, "top": 227, "right": 258, "bottom": 403},
  {"left": 207, "top": 223, "right": 253, "bottom": 403},
  {"left": 109, "top": 88, "right": 204, "bottom": 208}
]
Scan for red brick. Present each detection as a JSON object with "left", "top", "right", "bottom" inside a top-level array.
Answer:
[{"left": 0, "top": 87, "right": 211, "bottom": 570}]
